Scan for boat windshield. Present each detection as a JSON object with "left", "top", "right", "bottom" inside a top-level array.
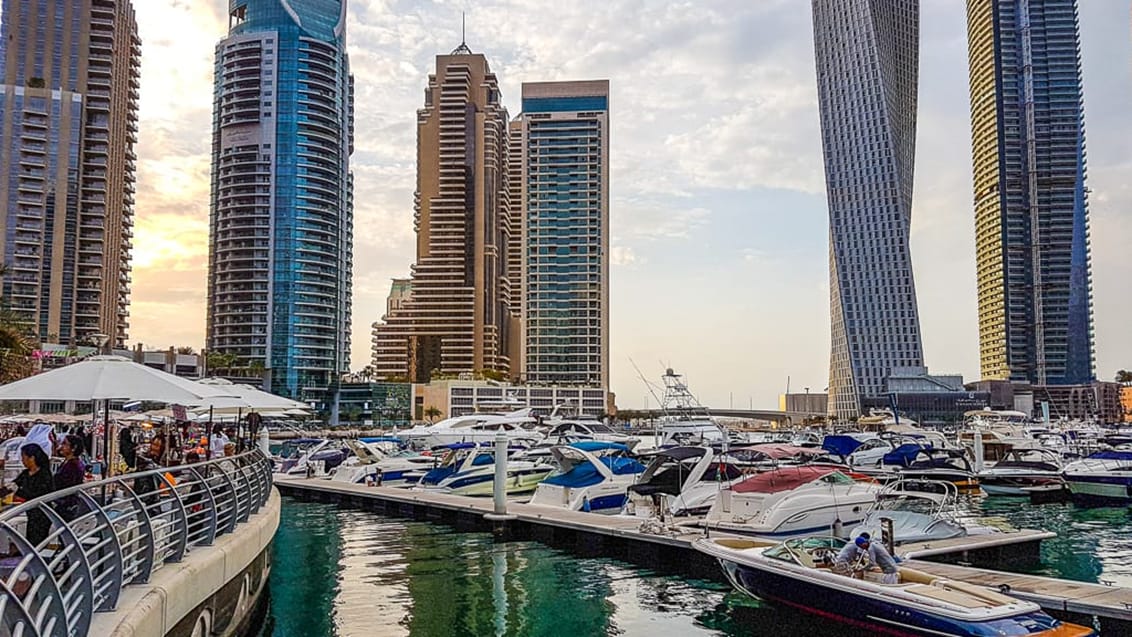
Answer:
[
  {"left": 278, "top": 440, "right": 321, "bottom": 459},
  {"left": 764, "top": 536, "right": 847, "bottom": 564}
]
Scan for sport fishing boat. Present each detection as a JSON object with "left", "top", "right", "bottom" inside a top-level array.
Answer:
[
  {"left": 527, "top": 441, "right": 646, "bottom": 513},
  {"left": 623, "top": 446, "right": 747, "bottom": 517},
  {"left": 696, "top": 466, "right": 882, "bottom": 539},
  {"left": 694, "top": 536, "right": 1095, "bottom": 637},
  {"left": 977, "top": 447, "right": 1066, "bottom": 496},
  {"left": 1062, "top": 449, "right": 1132, "bottom": 504},
  {"left": 418, "top": 442, "right": 553, "bottom": 496}
]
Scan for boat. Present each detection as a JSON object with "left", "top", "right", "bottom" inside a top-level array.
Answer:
[
  {"left": 694, "top": 535, "right": 1096, "bottom": 637},
  {"left": 273, "top": 438, "right": 348, "bottom": 477},
  {"left": 647, "top": 368, "right": 727, "bottom": 448},
  {"left": 849, "top": 481, "right": 1003, "bottom": 545},
  {"left": 697, "top": 465, "right": 882, "bottom": 539},
  {"left": 1062, "top": 449, "right": 1132, "bottom": 504},
  {"left": 539, "top": 418, "right": 641, "bottom": 450},
  {"left": 418, "top": 442, "right": 553, "bottom": 496},
  {"left": 623, "top": 446, "right": 747, "bottom": 517},
  {"left": 881, "top": 445, "right": 979, "bottom": 490},
  {"left": 398, "top": 408, "right": 543, "bottom": 450},
  {"left": 329, "top": 439, "right": 437, "bottom": 487},
  {"left": 527, "top": 441, "right": 647, "bottom": 513},
  {"left": 977, "top": 447, "right": 1066, "bottom": 496}
]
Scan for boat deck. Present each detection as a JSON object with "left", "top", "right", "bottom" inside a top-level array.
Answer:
[
  {"left": 274, "top": 475, "right": 1130, "bottom": 631},
  {"left": 904, "top": 559, "right": 1132, "bottom": 624}
]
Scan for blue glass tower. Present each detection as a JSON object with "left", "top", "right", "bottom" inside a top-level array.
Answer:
[
  {"left": 812, "top": 0, "right": 925, "bottom": 419},
  {"left": 206, "top": 0, "right": 354, "bottom": 398},
  {"left": 967, "top": 0, "right": 1094, "bottom": 385}
]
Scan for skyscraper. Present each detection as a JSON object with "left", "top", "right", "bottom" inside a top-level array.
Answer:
[
  {"left": 966, "top": 0, "right": 1094, "bottom": 385},
  {"left": 0, "top": 0, "right": 140, "bottom": 346},
  {"left": 206, "top": 0, "right": 354, "bottom": 398},
  {"left": 518, "top": 81, "right": 610, "bottom": 389},
  {"left": 811, "top": 0, "right": 924, "bottom": 419},
  {"left": 371, "top": 43, "right": 515, "bottom": 383}
]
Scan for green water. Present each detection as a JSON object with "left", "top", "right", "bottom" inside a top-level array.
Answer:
[{"left": 262, "top": 496, "right": 1132, "bottom": 636}]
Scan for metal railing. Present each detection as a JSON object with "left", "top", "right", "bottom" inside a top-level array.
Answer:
[{"left": 0, "top": 451, "right": 274, "bottom": 637}]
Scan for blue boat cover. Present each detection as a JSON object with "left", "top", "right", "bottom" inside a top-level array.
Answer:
[
  {"left": 883, "top": 443, "right": 928, "bottom": 467},
  {"left": 1087, "top": 450, "right": 1132, "bottom": 461},
  {"left": 359, "top": 436, "right": 402, "bottom": 444},
  {"left": 542, "top": 457, "right": 646, "bottom": 487},
  {"left": 568, "top": 441, "right": 629, "bottom": 453},
  {"left": 822, "top": 435, "right": 865, "bottom": 458}
]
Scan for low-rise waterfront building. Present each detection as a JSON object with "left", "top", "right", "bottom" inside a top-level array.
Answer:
[{"left": 414, "top": 379, "right": 610, "bottom": 421}]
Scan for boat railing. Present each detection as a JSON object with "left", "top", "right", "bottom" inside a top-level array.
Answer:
[{"left": 0, "top": 450, "right": 274, "bottom": 637}]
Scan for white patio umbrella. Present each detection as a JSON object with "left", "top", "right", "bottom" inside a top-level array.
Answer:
[
  {"left": 0, "top": 355, "right": 239, "bottom": 473},
  {"left": 193, "top": 378, "right": 308, "bottom": 413}
]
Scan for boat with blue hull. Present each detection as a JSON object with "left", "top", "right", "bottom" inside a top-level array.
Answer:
[{"left": 694, "top": 536, "right": 1095, "bottom": 637}]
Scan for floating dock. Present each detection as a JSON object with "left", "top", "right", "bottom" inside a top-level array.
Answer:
[{"left": 275, "top": 476, "right": 1130, "bottom": 633}]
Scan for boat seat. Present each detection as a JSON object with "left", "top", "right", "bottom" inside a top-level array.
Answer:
[
  {"left": 897, "top": 567, "right": 939, "bottom": 586},
  {"left": 905, "top": 584, "right": 993, "bottom": 608},
  {"left": 714, "top": 538, "right": 771, "bottom": 551}
]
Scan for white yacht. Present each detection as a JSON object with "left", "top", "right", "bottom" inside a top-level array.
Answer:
[
  {"left": 1063, "top": 448, "right": 1132, "bottom": 504},
  {"left": 527, "top": 442, "right": 647, "bottom": 513},
  {"left": 398, "top": 408, "right": 542, "bottom": 450},
  {"left": 623, "top": 446, "right": 747, "bottom": 517},
  {"left": 416, "top": 442, "right": 553, "bottom": 496},
  {"left": 850, "top": 481, "right": 1002, "bottom": 544},
  {"left": 696, "top": 466, "right": 883, "bottom": 539}
]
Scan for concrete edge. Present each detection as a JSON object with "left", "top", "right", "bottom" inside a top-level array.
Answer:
[{"left": 89, "top": 488, "right": 281, "bottom": 637}]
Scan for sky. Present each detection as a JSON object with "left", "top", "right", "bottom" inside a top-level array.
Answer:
[{"left": 125, "top": 0, "right": 1132, "bottom": 410}]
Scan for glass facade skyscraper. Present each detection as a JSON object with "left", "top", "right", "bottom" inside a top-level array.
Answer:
[
  {"left": 0, "top": 0, "right": 140, "bottom": 346},
  {"left": 518, "top": 81, "right": 610, "bottom": 389},
  {"left": 206, "top": 0, "right": 354, "bottom": 398},
  {"left": 812, "top": 0, "right": 925, "bottom": 419},
  {"left": 966, "top": 0, "right": 1094, "bottom": 385}
]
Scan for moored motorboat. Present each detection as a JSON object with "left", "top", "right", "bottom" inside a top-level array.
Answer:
[
  {"left": 881, "top": 445, "right": 979, "bottom": 490},
  {"left": 697, "top": 465, "right": 882, "bottom": 539},
  {"left": 1063, "top": 449, "right": 1132, "bottom": 504},
  {"left": 694, "top": 536, "right": 1096, "bottom": 637},
  {"left": 978, "top": 447, "right": 1066, "bottom": 496},
  {"left": 849, "top": 480, "right": 1003, "bottom": 545},
  {"left": 624, "top": 446, "right": 747, "bottom": 517},
  {"left": 418, "top": 442, "right": 553, "bottom": 496},
  {"left": 527, "top": 441, "right": 646, "bottom": 513}
]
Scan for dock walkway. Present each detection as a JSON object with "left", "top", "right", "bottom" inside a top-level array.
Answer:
[{"left": 275, "top": 476, "right": 1131, "bottom": 632}]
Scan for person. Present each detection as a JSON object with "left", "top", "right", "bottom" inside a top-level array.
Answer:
[
  {"left": 834, "top": 533, "right": 901, "bottom": 584},
  {"left": 132, "top": 436, "right": 165, "bottom": 507},
  {"left": 209, "top": 425, "right": 228, "bottom": 459},
  {"left": 223, "top": 442, "right": 236, "bottom": 457},
  {"left": 53, "top": 435, "right": 86, "bottom": 522},
  {"left": 3, "top": 445, "right": 55, "bottom": 546}
]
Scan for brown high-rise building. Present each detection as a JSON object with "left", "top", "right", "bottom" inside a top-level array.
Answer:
[
  {"left": 0, "top": 0, "right": 140, "bottom": 347},
  {"left": 372, "top": 43, "right": 517, "bottom": 383}
]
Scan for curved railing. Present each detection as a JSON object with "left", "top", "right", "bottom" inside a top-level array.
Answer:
[{"left": 0, "top": 451, "right": 274, "bottom": 637}]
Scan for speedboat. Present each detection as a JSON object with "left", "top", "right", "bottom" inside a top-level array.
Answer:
[
  {"left": 697, "top": 466, "right": 882, "bottom": 539},
  {"left": 850, "top": 481, "right": 1002, "bottom": 545},
  {"left": 274, "top": 438, "right": 348, "bottom": 477},
  {"left": 1063, "top": 449, "right": 1132, "bottom": 504},
  {"left": 329, "top": 440, "right": 436, "bottom": 487},
  {"left": 623, "top": 446, "right": 747, "bottom": 517},
  {"left": 881, "top": 445, "right": 979, "bottom": 490},
  {"left": 978, "top": 447, "right": 1066, "bottom": 496},
  {"left": 527, "top": 441, "right": 646, "bottom": 513},
  {"left": 694, "top": 536, "right": 1095, "bottom": 637},
  {"left": 418, "top": 442, "right": 553, "bottom": 496},
  {"left": 539, "top": 419, "right": 641, "bottom": 450},
  {"left": 398, "top": 408, "right": 543, "bottom": 450}
]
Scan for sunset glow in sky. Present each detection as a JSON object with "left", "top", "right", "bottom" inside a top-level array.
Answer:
[{"left": 126, "top": 1, "right": 1132, "bottom": 409}]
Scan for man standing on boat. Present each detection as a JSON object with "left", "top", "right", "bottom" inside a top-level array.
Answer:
[{"left": 834, "top": 533, "right": 900, "bottom": 584}]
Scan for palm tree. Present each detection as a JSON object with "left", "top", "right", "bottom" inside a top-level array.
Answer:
[
  {"left": 1116, "top": 370, "right": 1132, "bottom": 384},
  {"left": 0, "top": 308, "right": 36, "bottom": 384},
  {"left": 423, "top": 405, "right": 441, "bottom": 422}
]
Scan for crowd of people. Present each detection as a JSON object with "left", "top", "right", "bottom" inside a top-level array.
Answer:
[{"left": 0, "top": 421, "right": 246, "bottom": 547}]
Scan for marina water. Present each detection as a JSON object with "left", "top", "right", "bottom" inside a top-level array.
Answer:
[{"left": 261, "top": 496, "right": 1132, "bottom": 636}]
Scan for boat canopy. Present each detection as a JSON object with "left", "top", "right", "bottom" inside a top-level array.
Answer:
[
  {"left": 883, "top": 443, "right": 930, "bottom": 467},
  {"left": 647, "top": 447, "right": 709, "bottom": 461},
  {"left": 568, "top": 441, "right": 630, "bottom": 453},
  {"left": 745, "top": 443, "right": 824, "bottom": 459},
  {"left": 822, "top": 435, "right": 865, "bottom": 458},
  {"left": 732, "top": 466, "right": 842, "bottom": 494},
  {"left": 1087, "top": 450, "right": 1132, "bottom": 461},
  {"left": 542, "top": 456, "right": 646, "bottom": 488}
]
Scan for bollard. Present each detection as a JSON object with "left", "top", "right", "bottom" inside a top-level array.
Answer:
[
  {"left": 484, "top": 432, "right": 516, "bottom": 535},
  {"left": 973, "top": 431, "right": 985, "bottom": 473}
]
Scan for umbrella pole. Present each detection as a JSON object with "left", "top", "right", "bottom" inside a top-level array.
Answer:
[
  {"left": 237, "top": 408, "right": 243, "bottom": 453},
  {"left": 206, "top": 406, "right": 214, "bottom": 461},
  {"left": 103, "top": 399, "right": 112, "bottom": 478}
]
